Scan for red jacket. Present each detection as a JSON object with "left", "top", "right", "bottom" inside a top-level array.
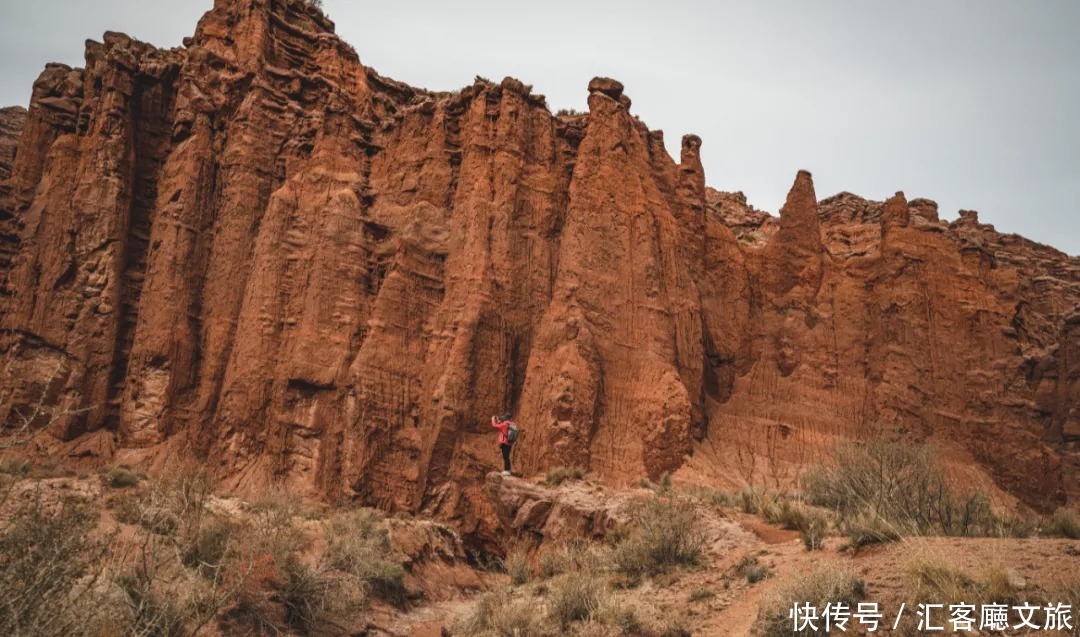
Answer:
[{"left": 492, "top": 417, "right": 514, "bottom": 446}]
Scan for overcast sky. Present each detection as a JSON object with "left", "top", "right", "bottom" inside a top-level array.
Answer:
[{"left": 1, "top": 0, "right": 1078, "bottom": 254}]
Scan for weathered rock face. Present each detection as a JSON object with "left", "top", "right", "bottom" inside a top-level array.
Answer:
[
  {"left": 0, "top": 107, "right": 26, "bottom": 183},
  {"left": 1, "top": 0, "right": 1078, "bottom": 536}
]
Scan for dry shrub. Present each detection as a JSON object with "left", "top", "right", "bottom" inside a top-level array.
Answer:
[
  {"left": 612, "top": 496, "right": 704, "bottom": 577},
  {"left": 739, "top": 487, "right": 766, "bottom": 514},
  {"left": 684, "top": 485, "right": 740, "bottom": 508},
  {"left": 897, "top": 546, "right": 1025, "bottom": 626},
  {"left": 993, "top": 514, "right": 1036, "bottom": 538},
  {"left": 760, "top": 498, "right": 833, "bottom": 550},
  {"left": 113, "top": 468, "right": 251, "bottom": 636},
  {"left": 0, "top": 456, "right": 31, "bottom": 476},
  {"left": 1043, "top": 508, "right": 1080, "bottom": 539},
  {"left": 0, "top": 496, "right": 114, "bottom": 636},
  {"left": 688, "top": 587, "right": 716, "bottom": 602},
  {"left": 1049, "top": 579, "right": 1080, "bottom": 636},
  {"left": 841, "top": 508, "right": 907, "bottom": 549},
  {"left": 279, "top": 558, "right": 333, "bottom": 635},
  {"left": 117, "top": 573, "right": 186, "bottom": 637},
  {"left": 738, "top": 555, "right": 771, "bottom": 584},
  {"left": 324, "top": 508, "right": 407, "bottom": 607},
  {"left": 804, "top": 440, "right": 1000, "bottom": 538},
  {"left": 545, "top": 466, "right": 585, "bottom": 486},
  {"left": 538, "top": 538, "right": 607, "bottom": 578},
  {"left": 506, "top": 548, "right": 532, "bottom": 585},
  {"left": 181, "top": 517, "right": 233, "bottom": 580},
  {"left": 105, "top": 465, "right": 141, "bottom": 489},
  {"left": 757, "top": 564, "right": 866, "bottom": 637},
  {"left": 546, "top": 571, "right": 612, "bottom": 629},
  {"left": 454, "top": 588, "right": 549, "bottom": 637}
]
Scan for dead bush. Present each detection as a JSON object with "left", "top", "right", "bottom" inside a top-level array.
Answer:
[{"left": 737, "top": 555, "right": 771, "bottom": 584}]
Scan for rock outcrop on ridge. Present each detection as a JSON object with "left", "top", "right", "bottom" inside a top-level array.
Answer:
[{"left": 1, "top": 0, "right": 1077, "bottom": 544}]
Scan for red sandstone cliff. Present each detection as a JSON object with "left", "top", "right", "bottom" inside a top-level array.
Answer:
[{"left": 1, "top": 0, "right": 1078, "bottom": 543}]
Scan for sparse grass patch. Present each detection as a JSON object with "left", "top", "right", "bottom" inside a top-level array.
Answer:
[
  {"left": 684, "top": 485, "right": 740, "bottom": 508},
  {"left": 898, "top": 547, "right": 1025, "bottom": 614}
]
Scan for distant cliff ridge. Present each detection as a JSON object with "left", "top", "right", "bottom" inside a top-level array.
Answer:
[{"left": 1, "top": 0, "right": 1077, "bottom": 544}]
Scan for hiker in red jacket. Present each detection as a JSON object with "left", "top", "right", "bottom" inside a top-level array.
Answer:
[{"left": 492, "top": 412, "right": 516, "bottom": 476}]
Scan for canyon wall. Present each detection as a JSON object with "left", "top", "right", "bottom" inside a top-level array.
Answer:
[{"left": 1, "top": 0, "right": 1077, "bottom": 542}]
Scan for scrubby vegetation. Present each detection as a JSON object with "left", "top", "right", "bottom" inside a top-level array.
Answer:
[
  {"left": 0, "top": 463, "right": 414, "bottom": 636},
  {"left": 802, "top": 440, "right": 1001, "bottom": 540},
  {"left": 455, "top": 493, "right": 704, "bottom": 636},
  {"left": 0, "top": 497, "right": 113, "bottom": 636},
  {"left": 324, "top": 508, "right": 407, "bottom": 606}
]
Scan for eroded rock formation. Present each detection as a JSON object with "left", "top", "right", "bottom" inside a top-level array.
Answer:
[{"left": 1, "top": 0, "right": 1078, "bottom": 543}]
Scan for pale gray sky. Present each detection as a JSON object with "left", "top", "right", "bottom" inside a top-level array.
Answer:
[{"left": 2, "top": 0, "right": 1078, "bottom": 254}]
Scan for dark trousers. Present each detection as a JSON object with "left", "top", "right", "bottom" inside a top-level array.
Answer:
[{"left": 500, "top": 443, "right": 511, "bottom": 472}]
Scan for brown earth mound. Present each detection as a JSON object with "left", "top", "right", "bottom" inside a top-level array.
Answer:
[{"left": 1, "top": 0, "right": 1078, "bottom": 547}]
